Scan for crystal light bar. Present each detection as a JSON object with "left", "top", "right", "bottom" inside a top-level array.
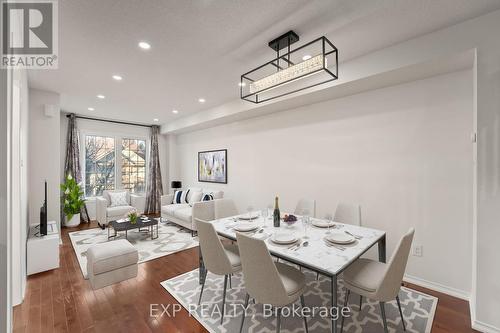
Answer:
[{"left": 249, "top": 55, "right": 325, "bottom": 94}]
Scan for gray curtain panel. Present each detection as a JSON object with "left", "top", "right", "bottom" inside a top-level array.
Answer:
[
  {"left": 63, "top": 113, "right": 90, "bottom": 223},
  {"left": 145, "top": 125, "right": 164, "bottom": 214}
]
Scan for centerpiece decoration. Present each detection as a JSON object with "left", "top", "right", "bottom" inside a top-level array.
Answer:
[
  {"left": 283, "top": 214, "right": 298, "bottom": 228},
  {"left": 127, "top": 209, "right": 138, "bottom": 224},
  {"left": 60, "top": 174, "right": 85, "bottom": 227}
]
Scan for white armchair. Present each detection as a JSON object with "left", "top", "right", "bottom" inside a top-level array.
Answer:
[{"left": 96, "top": 190, "right": 145, "bottom": 227}]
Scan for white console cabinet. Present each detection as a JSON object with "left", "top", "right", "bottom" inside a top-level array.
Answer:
[{"left": 27, "top": 221, "right": 60, "bottom": 275}]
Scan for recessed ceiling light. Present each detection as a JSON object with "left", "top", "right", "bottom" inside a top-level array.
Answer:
[
  {"left": 153, "top": 118, "right": 159, "bottom": 122},
  {"left": 88, "top": 107, "right": 95, "bottom": 111},
  {"left": 97, "top": 94, "right": 105, "bottom": 99},
  {"left": 172, "top": 109, "right": 179, "bottom": 114},
  {"left": 138, "top": 41, "right": 151, "bottom": 50},
  {"left": 302, "top": 55, "right": 312, "bottom": 61},
  {"left": 238, "top": 82, "right": 246, "bottom": 87},
  {"left": 198, "top": 98, "right": 206, "bottom": 103},
  {"left": 112, "top": 75, "right": 123, "bottom": 81}
]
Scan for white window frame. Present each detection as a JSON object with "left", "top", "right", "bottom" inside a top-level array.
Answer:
[{"left": 81, "top": 131, "right": 149, "bottom": 199}]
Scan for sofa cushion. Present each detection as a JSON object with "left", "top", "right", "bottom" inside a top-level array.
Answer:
[
  {"left": 87, "top": 239, "right": 138, "bottom": 275},
  {"left": 174, "top": 207, "right": 193, "bottom": 221},
  {"left": 173, "top": 190, "right": 188, "bottom": 204},
  {"left": 108, "top": 191, "right": 128, "bottom": 207},
  {"left": 189, "top": 191, "right": 203, "bottom": 205},
  {"left": 107, "top": 205, "right": 135, "bottom": 219},
  {"left": 162, "top": 203, "right": 189, "bottom": 216}
]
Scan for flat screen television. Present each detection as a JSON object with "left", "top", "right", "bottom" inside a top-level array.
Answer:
[{"left": 39, "top": 181, "right": 47, "bottom": 235}]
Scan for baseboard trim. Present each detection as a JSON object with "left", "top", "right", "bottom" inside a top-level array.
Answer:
[
  {"left": 472, "top": 320, "right": 500, "bottom": 333},
  {"left": 403, "top": 274, "right": 470, "bottom": 301}
]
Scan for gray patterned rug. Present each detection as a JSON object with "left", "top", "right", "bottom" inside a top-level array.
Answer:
[
  {"left": 69, "top": 220, "right": 198, "bottom": 278},
  {"left": 161, "top": 269, "right": 437, "bottom": 333}
]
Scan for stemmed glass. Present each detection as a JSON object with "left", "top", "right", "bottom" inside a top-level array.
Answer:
[
  {"left": 302, "top": 209, "right": 310, "bottom": 239},
  {"left": 325, "top": 213, "right": 334, "bottom": 234},
  {"left": 247, "top": 205, "right": 254, "bottom": 219}
]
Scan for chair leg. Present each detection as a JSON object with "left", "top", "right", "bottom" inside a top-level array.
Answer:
[
  {"left": 276, "top": 307, "right": 281, "bottom": 333},
  {"left": 316, "top": 272, "right": 320, "bottom": 280},
  {"left": 221, "top": 275, "right": 228, "bottom": 324},
  {"left": 300, "top": 295, "right": 309, "bottom": 333},
  {"left": 340, "top": 288, "right": 350, "bottom": 333},
  {"left": 359, "top": 295, "right": 363, "bottom": 311},
  {"left": 229, "top": 274, "right": 232, "bottom": 289},
  {"left": 198, "top": 270, "right": 207, "bottom": 305},
  {"left": 239, "top": 293, "right": 249, "bottom": 333},
  {"left": 396, "top": 295, "right": 406, "bottom": 331},
  {"left": 380, "top": 302, "right": 388, "bottom": 333}
]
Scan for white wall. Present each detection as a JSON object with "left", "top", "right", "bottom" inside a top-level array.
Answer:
[
  {"left": 172, "top": 70, "right": 473, "bottom": 297},
  {"left": 28, "top": 89, "right": 61, "bottom": 233},
  {"left": 10, "top": 69, "right": 29, "bottom": 306},
  {"left": 60, "top": 115, "right": 169, "bottom": 218}
]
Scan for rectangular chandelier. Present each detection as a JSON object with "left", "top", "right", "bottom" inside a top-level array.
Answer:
[{"left": 241, "top": 35, "right": 338, "bottom": 103}]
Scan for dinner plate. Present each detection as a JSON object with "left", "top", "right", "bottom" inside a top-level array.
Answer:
[
  {"left": 325, "top": 232, "right": 356, "bottom": 244},
  {"left": 270, "top": 233, "right": 298, "bottom": 245},
  {"left": 234, "top": 223, "right": 260, "bottom": 232},
  {"left": 311, "top": 219, "right": 336, "bottom": 228},
  {"left": 238, "top": 212, "right": 260, "bottom": 220}
]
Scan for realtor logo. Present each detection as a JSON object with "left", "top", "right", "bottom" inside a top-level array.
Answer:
[{"left": 1, "top": 0, "right": 58, "bottom": 69}]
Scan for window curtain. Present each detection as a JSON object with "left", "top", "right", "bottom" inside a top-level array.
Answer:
[
  {"left": 63, "top": 113, "right": 90, "bottom": 223},
  {"left": 145, "top": 125, "right": 163, "bottom": 214}
]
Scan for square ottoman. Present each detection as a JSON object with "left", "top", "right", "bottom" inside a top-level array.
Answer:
[{"left": 87, "top": 239, "right": 138, "bottom": 289}]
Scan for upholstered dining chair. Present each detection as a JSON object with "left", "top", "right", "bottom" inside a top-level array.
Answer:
[
  {"left": 195, "top": 219, "right": 242, "bottom": 324},
  {"left": 340, "top": 228, "right": 415, "bottom": 333},
  {"left": 334, "top": 202, "right": 362, "bottom": 226},
  {"left": 236, "top": 233, "right": 309, "bottom": 333},
  {"left": 294, "top": 198, "right": 316, "bottom": 217},
  {"left": 214, "top": 198, "right": 239, "bottom": 219}
]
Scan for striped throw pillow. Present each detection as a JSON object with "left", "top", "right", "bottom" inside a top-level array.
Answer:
[
  {"left": 173, "top": 190, "right": 188, "bottom": 204},
  {"left": 202, "top": 193, "right": 214, "bottom": 201}
]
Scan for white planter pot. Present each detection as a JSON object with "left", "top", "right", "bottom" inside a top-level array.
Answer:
[{"left": 65, "top": 213, "right": 80, "bottom": 227}]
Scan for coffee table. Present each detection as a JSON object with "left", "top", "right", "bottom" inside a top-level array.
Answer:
[{"left": 108, "top": 217, "right": 159, "bottom": 240}]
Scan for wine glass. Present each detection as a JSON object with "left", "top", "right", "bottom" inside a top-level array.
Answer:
[
  {"left": 302, "top": 209, "right": 310, "bottom": 239},
  {"left": 325, "top": 213, "right": 334, "bottom": 234},
  {"left": 247, "top": 205, "right": 254, "bottom": 219}
]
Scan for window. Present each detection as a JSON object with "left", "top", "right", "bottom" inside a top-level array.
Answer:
[
  {"left": 121, "top": 138, "right": 147, "bottom": 193},
  {"left": 83, "top": 134, "right": 148, "bottom": 197},
  {"left": 85, "top": 135, "right": 115, "bottom": 197}
]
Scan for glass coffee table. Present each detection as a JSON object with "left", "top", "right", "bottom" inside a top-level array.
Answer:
[{"left": 108, "top": 217, "right": 159, "bottom": 240}]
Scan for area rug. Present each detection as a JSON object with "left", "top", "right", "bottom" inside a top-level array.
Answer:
[
  {"left": 69, "top": 220, "right": 198, "bottom": 279},
  {"left": 161, "top": 269, "right": 437, "bottom": 333}
]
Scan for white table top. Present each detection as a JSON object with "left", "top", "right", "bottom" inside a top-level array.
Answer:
[{"left": 211, "top": 214, "right": 386, "bottom": 276}]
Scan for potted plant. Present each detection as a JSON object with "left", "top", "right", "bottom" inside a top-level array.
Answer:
[
  {"left": 127, "top": 209, "right": 138, "bottom": 224},
  {"left": 60, "top": 174, "right": 85, "bottom": 227}
]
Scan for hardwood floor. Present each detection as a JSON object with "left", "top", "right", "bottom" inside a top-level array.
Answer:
[{"left": 14, "top": 221, "right": 478, "bottom": 333}]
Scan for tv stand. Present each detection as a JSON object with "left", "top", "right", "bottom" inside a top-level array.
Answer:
[{"left": 27, "top": 221, "right": 60, "bottom": 275}]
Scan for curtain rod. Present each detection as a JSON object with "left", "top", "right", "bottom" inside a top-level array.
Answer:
[{"left": 66, "top": 114, "right": 153, "bottom": 128}]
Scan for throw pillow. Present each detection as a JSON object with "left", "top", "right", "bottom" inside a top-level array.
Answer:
[
  {"left": 108, "top": 191, "right": 128, "bottom": 207},
  {"left": 202, "top": 193, "right": 214, "bottom": 201},
  {"left": 189, "top": 191, "right": 203, "bottom": 204},
  {"left": 173, "top": 190, "right": 188, "bottom": 204}
]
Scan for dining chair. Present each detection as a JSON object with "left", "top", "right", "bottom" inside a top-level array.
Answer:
[
  {"left": 340, "top": 228, "right": 415, "bottom": 333},
  {"left": 236, "top": 233, "right": 309, "bottom": 333},
  {"left": 294, "top": 198, "right": 316, "bottom": 218},
  {"left": 214, "top": 198, "right": 239, "bottom": 219},
  {"left": 334, "top": 202, "right": 362, "bottom": 226},
  {"left": 195, "top": 219, "right": 242, "bottom": 324}
]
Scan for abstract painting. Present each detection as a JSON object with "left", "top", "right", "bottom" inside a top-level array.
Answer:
[{"left": 198, "top": 149, "right": 227, "bottom": 184}]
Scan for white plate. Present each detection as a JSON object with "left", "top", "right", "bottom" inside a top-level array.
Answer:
[
  {"left": 325, "top": 232, "right": 355, "bottom": 244},
  {"left": 234, "top": 223, "right": 259, "bottom": 232},
  {"left": 238, "top": 212, "right": 260, "bottom": 220},
  {"left": 270, "top": 233, "right": 298, "bottom": 245},
  {"left": 312, "top": 219, "right": 336, "bottom": 228},
  {"left": 116, "top": 218, "right": 128, "bottom": 223}
]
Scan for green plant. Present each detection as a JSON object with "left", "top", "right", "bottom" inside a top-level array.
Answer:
[
  {"left": 60, "top": 174, "right": 85, "bottom": 222},
  {"left": 128, "top": 210, "right": 138, "bottom": 224}
]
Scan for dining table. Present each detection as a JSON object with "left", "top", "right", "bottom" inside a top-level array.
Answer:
[{"left": 197, "top": 213, "right": 386, "bottom": 333}]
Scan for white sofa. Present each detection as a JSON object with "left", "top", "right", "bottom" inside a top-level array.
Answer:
[
  {"left": 96, "top": 190, "right": 146, "bottom": 227},
  {"left": 160, "top": 187, "right": 223, "bottom": 235}
]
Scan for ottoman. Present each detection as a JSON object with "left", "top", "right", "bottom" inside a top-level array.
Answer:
[{"left": 87, "top": 239, "right": 138, "bottom": 289}]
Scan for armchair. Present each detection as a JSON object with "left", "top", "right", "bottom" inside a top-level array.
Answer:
[{"left": 96, "top": 190, "right": 145, "bottom": 228}]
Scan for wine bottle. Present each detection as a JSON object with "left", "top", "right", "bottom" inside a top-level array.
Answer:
[{"left": 273, "top": 196, "right": 280, "bottom": 227}]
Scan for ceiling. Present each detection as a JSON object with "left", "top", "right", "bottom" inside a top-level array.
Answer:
[{"left": 28, "top": 0, "right": 500, "bottom": 125}]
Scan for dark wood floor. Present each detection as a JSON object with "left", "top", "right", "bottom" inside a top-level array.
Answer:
[{"left": 14, "top": 221, "right": 478, "bottom": 333}]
